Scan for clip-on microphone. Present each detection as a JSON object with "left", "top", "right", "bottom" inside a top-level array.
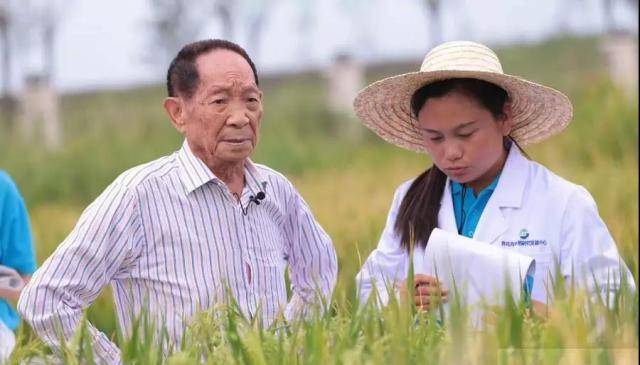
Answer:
[{"left": 241, "top": 182, "right": 267, "bottom": 216}]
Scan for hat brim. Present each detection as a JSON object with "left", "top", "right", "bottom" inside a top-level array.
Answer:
[{"left": 353, "top": 70, "right": 573, "bottom": 153}]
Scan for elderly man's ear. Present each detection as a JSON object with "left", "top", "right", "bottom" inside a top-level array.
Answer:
[{"left": 164, "top": 97, "right": 187, "bottom": 134}]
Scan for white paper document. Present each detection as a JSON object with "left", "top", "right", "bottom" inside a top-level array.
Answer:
[{"left": 419, "top": 228, "right": 535, "bottom": 321}]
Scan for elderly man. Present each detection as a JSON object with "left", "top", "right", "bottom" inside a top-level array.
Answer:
[{"left": 18, "top": 39, "right": 337, "bottom": 363}]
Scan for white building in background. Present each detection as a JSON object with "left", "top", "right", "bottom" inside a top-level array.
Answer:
[
  {"left": 19, "top": 74, "right": 61, "bottom": 150},
  {"left": 326, "top": 53, "right": 364, "bottom": 115},
  {"left": 325, "top": 52, "right": 365, "bottom": 138},
  {"left": 599, "top": 32, "right": 639, "bottom": 100}
]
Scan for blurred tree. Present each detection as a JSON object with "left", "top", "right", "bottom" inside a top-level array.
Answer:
[
  {"left": 41, "top": 5, "right": 55, "bottom": 84},
  {"left": 554, "top": 0, "right": 581, "bottom": 34},
  {"left": 602, "top": 0, "right": 617, "bottom": 32},
  {"left": 0, "top": 0, "right": 66, "bottom": 88},
  {"left": 11, "top": 0, "right": 72, "bottom": 150},
  {"left": 213, "top": 0, "right": 235, "bottom": 40},
  {"left": 624, "top": 0, "right": 639, "bottom": 30},
  {"left": 0, "top": 0, "right": 36, "bottom": 124},
  {"left": 37, "top": 0, "right": 70, "bottom": 85},
  {"left": 338, "top": 0, "right": 378, "bottom": 59},
  {"left": 422, "top": 0, "right": 443, "bottom": 48},
  {"left": 147, "top": 0, "right": 277, "bottom": 67},
  {"left": 0, "top": 0, "right": 18, "bottom": 124},
  {"left": 601, "top": 0, "right": 638, "bottom": 34},
  {"left": 0, "top": 2, "right": 11, "bottom": 100},
  {"left": 292, "top": 0, "right": 316, "bottom": 66},
  {"left": 243, "top": 0, "right": 278, "bottom": 62},
  {"left": 625, "top": 0, "right": 639, "bottom": 8},
  {"left": 146, "top": 0, "right": 205, "bottom": 67},
  {"left": 555, "top": 0, "right": 638, "bottom": 36}
]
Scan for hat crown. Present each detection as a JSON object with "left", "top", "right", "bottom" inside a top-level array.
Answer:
[{"left": 420, "top": 41, "right": 504, "bottom": 74}]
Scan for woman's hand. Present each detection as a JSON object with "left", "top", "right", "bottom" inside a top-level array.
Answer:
[
  {"left": 0, "top": 287, "right": 21, "bottom": 302},
  {"left": 0, "top": 275, "right": 29, "bottom": 303},
  {"left": 530, "top": 299, "right": 548, "bottom": 319},
  {"left": 399, "top": 274, "right": 449, "bottom": 312}
]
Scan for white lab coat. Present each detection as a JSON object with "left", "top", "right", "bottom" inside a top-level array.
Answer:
[{"left": 356, "top": 146, "right": 635, "bottom": 306}]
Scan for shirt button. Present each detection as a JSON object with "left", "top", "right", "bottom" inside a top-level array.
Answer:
[{"left": 467, "top": 230, "right": 474, "bottom": 236}]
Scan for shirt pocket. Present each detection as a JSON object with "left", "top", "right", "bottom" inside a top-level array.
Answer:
[
  {"left": 246, "top": 221, "right": 285, "bottom": 268},
  {"left": 250, "top": 241, "right": 283, "bottom": 268}
]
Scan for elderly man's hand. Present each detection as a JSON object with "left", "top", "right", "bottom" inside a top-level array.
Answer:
[{"left": 399, "top": 274, "right": 449, "bottom": 312}]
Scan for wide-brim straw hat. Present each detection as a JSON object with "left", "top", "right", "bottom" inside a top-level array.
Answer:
[{"left": 353, "top": 41, "right": 573, "bottom": 153}]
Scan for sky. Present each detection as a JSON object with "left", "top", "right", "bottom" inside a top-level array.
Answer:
[{"left": 4, "top": 0, "right": 638, "bottom": 93}]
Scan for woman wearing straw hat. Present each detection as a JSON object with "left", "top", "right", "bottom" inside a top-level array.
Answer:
[{"left": 354, "top": 41, "right": 635, "bottom": 314}]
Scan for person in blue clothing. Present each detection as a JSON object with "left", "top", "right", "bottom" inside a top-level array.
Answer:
[
  {"left": 354, "top": 40, "right": 634, "bottom": 316},
  {"left": 0, "top": 171, "right": 36, "bottom": 361}
]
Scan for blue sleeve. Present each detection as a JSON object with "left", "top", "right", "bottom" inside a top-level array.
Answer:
[{"left": 0, "top": 172, "right": 37, "bottom": 275}]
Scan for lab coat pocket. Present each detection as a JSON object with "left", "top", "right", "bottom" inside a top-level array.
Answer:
[
  {"left": 536, "top": 252, "right": 557, "bottom": 283},
  {"left": 516, "top": 248, "right": 555, "bottom": 292}
]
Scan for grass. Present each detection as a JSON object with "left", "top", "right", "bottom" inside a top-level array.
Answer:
[{"left": 1, "top": 35, "right": 638, "bottom": 364}]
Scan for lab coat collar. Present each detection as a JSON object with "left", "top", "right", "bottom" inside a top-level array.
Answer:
[
  {"left": 486, "top": 145, "right": 528, "bottom": 209},
  {"left": 438, "top": 145, "right": 529, "bottom": 243}
]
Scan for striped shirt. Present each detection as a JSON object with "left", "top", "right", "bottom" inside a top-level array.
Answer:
[{"left": 18, "top": 140, "right": 337, "bottom": 364}]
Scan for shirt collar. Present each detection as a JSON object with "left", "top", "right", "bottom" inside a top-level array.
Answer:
[
  {"left": 450, "top": 172, "right": 501, "bottom": 196},
  {"left": 451, "top": 180, "right": 464, "bottom": 195},
  {"left": 176, "top": 140, "right": 267, "bottom": 195},
  {"left": 243, "top": 158, "right": 268, "bottom": 197}
]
